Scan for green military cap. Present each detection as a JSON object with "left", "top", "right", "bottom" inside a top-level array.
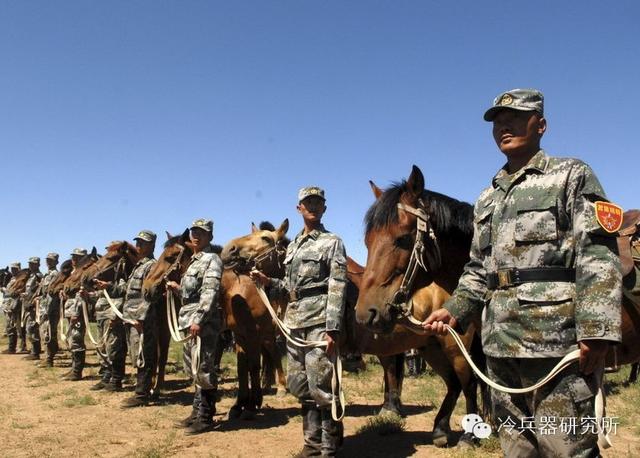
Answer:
[
  {"left": 46, "top": 252, "right": 59, "bottom": 261},
  {"left": 191, "top": 218, "right": 213, "bottom": 233},
  {"left": 10, "top": 262, "right": 21, "bottom": 269},
  {"left": 298, "top": 186, "right": 326, "bottom": 203},
  {"left": 483, "top": 88, "right": 544, "bottom": 121},
  {"left": 134, "top": 229, "right": 157, "bottom": 243},
  {"left": 70, "top": 248, "right": 87, "bottom": 257},
  {"left": 28, "top": 257, "right": 40, "bottom": 264}
]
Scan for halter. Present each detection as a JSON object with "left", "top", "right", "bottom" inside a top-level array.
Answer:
[
  {"left": 92, "top": 255, "right": 128, "bottom": 284},
  {"left": 226, "top": 240, "right": 287, "bottom": 275},
  {"left": 163, "top": 244, "right": 187, "bottom": 282},
  {"left": 386, "top": 199, "right": 441, "bottom": 317}
]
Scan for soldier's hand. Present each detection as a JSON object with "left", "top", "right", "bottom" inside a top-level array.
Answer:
[
  {"left": 134, "top": 320, "right": 143, "bottom": 333},
  {"left": 70, "top": 316, "right": 79, "bottom": 325},
  {"left": 166, "top": 281, "right": 180, "bottom": 291},
  {"left": 190, "top": 323, "right": 201, "bottom": 337},
  {"left": 93, "top": 279, "right": 110, "bottom": 290},
  {"left": 579, "top": 339, "right": 609, "bottom": 375},
  {"left": 325, "top": 331, "right": 338, "bottom": 358},
  {"left": 249, "top": 269, "right": 270, "bottom": 287},
  {"left": 421, "top": 308, "right": 457, "bottom": 336}
]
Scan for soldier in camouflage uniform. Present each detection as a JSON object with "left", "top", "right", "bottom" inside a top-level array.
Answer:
[
  {"left": 252, "top": 187, "right": 348, "bottom": 457},
  {"left": 99, "top": 230, "right": 158, "bottom": 405},
  {"left": 424, "top": 89, "right": 622, "bottom": 457},
  {"left": 1, "top": 262, "right": 23, "bottom": 354},
  {"left": 167, "top": 219, "right": 223, "bottom": 435},
  {"left": 61, "top": 248, "right": 89, "bottom": 381},
  {"left": 22, "top": 257, "right": 43, "bottom": 360},
  {"left": 36, "top": 253, "right": 61, "bottom": 367}
]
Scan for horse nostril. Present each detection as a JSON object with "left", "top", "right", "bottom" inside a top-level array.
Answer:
[
  {"left": 367, "top": 308, "right": 378, "bottom": 327},
  {"left": 228, "top": 245, "right": 238, "bottom": 254}
]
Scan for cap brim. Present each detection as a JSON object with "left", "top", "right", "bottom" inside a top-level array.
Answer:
[
  {"left": 134, "top": 237, "right": 153, "bottom": 242},
  {"left": 484, "top": 106, "right": 538, "bottom": 121},
  {"left": 299, "top": 195, "right": 326, "bottom": 203},
  {"left": 190, "top": 226, "right": 212, "bottom": 232}
]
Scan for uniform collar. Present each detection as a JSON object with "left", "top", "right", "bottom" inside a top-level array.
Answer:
[
  {"left": 295, "top": 224, "right": 327, "bottom": 243},
  {"left": 192, "top": 245, "right": 213, "bottom": 260},
  {"left": 492, "top": 149, "right": 549, "bottom": 189}
]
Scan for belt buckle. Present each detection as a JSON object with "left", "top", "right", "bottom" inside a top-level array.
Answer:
[{"left": 497, "top": 269, "right": 512, "bottom": 289}]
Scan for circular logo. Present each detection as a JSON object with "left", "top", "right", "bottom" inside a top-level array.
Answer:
[
  {"left": 500, "top": 94, "right": 513, "bottom": 106},
  {"left": 473, "top": 422, "right": 493, "bottom": 439},
  {"left": 461, "top": 413, "right": 483, "bottom": 434}
]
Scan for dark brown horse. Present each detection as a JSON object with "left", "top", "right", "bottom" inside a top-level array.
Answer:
[
  {"left": 355, "top": 165, "right": 483, "bottom": 447},
  {"left": 221, "top": 220, "right": 290, "bottom": 419}
]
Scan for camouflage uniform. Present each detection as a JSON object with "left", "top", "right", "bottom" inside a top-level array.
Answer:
[
  {"left": 92, "top": 292, "right": 127, "bottom": 389},
  {"left": 178, "top": 244, "right": 223, "bottom": 424},
  {"left": 22, "top": 267, "right": 43, "bottom": 358},
  {"left": 2, "top": 275, "right": 22, "bottom": 353},
  {"left": 446, "top": 150, "right": 622, "bottom": 457},
  {"left": 113, "top": 255, "right": 156, "bottom": 398},
  {"left": 63, "top": 287, "right": 86, "bottom": 378},
  {"left": 268, "top": 220, "right": 348, "bottom": 457},
  {"left": 37, "top": 267, "right": 60, "bottom": 364}
]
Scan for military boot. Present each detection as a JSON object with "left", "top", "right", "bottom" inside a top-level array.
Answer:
[
  {"left": 175, "top": 389, "right": 201, "bottom": 428},
  {"left": 90, "top": 379, "right": 109, "bottom": 391},
  {"left": 66, "top": 351, "right": 84, "bottom": 381},
  {"left": 104, "top": 379, "right": 123, "bottom": 392},
  {"left": 121, "top": 395, "right": 150, "bottom": 408},
  {"left": 185, "top": 389, "right": 218, "bottom": 435},
  {"left": 17, "top": 339, "right": 28, "bottom": 354},
  {"left": 23, "top": 353, "right": 40, "bottom": 361},
  {"left": 2, "top": 336, "right": 17, "bottom": 354},
  {"left": 320, "top": 408, "right": 343, "bottom": 457},
  {"left": 293, "top": 403, "right": 322, "bottom": 458}
]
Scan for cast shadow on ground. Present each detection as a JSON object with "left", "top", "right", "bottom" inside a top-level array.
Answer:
[
  {"left": 344, "top": 402, "right": 434, "bottom": 418},
  {"left": 341, "top": 429, "right": 467, "bottom": 457}
]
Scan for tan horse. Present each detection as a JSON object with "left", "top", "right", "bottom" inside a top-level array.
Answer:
[
  {"left": 220, "top": 220, "right": 289, "bottom": 419},
  {"left": 355, "top": 165, "right": 483, "bottom": 447}
]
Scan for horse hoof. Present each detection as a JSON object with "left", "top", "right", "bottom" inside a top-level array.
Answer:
[
  {"left": 432, "top": 431, "right": 448, "bottom": 448},
  {"left": 227, "top": 406, "right": 242, "bottom": 420},
  {"left": 275, "top": 388, "right": 287, "bottom": 398},
  {"left": 378, "top": 407, "right": 402, "bottom": 417},
  {"left": 240, "top": 409, "right": 256, "bottom": 421},
  {"left": 457, "top": 432, "right": 477, "bottom": 448}
]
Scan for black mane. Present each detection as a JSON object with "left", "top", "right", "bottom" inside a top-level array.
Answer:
[{"left": 365, "top": 180, "right": 474, "bottom": 241}]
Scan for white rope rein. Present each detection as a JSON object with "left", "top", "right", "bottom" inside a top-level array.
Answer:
[
  {"left": 254, "top": 281, "right": 345, "bottom": 421},
  {"left": 102, "top": 290, "right": 145, "bottom": 369},
  {"left": 166, "top": 290, "right": 202, "bottom": 387}
]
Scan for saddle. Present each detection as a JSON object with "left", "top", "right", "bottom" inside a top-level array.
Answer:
[{"left": 617, "top": 209, "right": 640, "bottom": 307}]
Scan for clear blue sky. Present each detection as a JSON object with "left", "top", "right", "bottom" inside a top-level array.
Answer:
[{"left": 1, "top": 1, "right": 638, "bottom": 266}]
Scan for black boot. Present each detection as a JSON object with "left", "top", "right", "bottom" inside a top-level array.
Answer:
[
  {"left": 17, "top": 338, "right": 28, "bottom": 354},
  {"left": 185, "top": 389, "right": 218, "bottom": 435},
  {"left": 320, "top": 408, "right": 343, "bottom": 457},
  {"left": 104, "top": 379, "right": 123, "bottom": 392},
  {"left": 293, "top": 403, "right": 322, "bottom": 458},
  {"left": 2, "top": 335, "right": 17, "bottom": 354},
  {"left": 175, "top": 388, "right": 201, "bottom": 428},
  {"left": 65, "top": 351, "right": 84, "bottom": 381}
]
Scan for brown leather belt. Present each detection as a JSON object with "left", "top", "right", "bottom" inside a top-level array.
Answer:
[
  {"left": 289, "top": 285, "right": 328, "bottom": 302},
  {"left": 487, "top": 267, "right": 575, "bottom": 290}
]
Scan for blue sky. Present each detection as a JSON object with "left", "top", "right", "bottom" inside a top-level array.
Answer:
[{"left": 1, "top": 1, "right": 638, "bottom": 266}]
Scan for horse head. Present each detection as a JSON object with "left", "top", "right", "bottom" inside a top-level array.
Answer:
[
  {"left": 8, "top": 268, "right": 31, "bottom": 295},
  {"left": 63, "top": 247, "right": 100, "bottom": 295},
  {"left": 143, "top": 229, "right": 193, "bottom": 301},
  {"left": 221, "top": 219, "right": 289, "bottom": 277},
  {"left": 82, "top": 240, "right": 138, "bottom": 287},
  {"left": 49, "top": 259, "right": 73, "bottom": 296},
  {"left": 355, "top": 165, "right": 473, "bottom": 334}
]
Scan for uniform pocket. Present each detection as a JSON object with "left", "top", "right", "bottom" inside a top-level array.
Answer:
[
  {"left": 299, "top": 253, "right": 324, "bottom": 280},
  {"left": 474, "top": 204, "right": 494, "bottom": 252},
  {"left": 515, "top": 197, "right": 558, "bottom": 242},
  {"left": 181, "top": 273, "right": 199, "bottom": 301}
]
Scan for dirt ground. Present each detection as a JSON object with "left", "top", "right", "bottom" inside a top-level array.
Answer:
[{"left": 1, "top": 326, "right": 639, "bottom": 457}]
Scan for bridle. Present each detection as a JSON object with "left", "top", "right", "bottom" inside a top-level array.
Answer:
[
  {"left": 386, "top": 198, "right": 441, "bottom": 318},
  {"left": 91, "top": 254, "right": 129, "bottom": 284},
  {"left": 226, "top": 240, "right": 287, "bottom": 275}
]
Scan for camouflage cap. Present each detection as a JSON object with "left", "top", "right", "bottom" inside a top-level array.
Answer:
[
  {"left": 298, "top": 186, "right": 326, "bottom": 203},
  {"left": 134, "top": 229, "right": 157, "bottom": 243},
  {"left": 28, "top": 257, "right": 40, "bottom": 264},
  {"left": 70, "top": 248, "right": 87, "bottom": 257},
  {"left": 46, "top": 252, "right": 59, "bottom": 261},
  {"left": 10, "top": 262, "right": 21, "bottom": 269},
  {"left": 191, "top": 218, "right": 213, "bottom": 233},
  {"left": 483, "top": 88, "right": 544, "bottom": 121}
]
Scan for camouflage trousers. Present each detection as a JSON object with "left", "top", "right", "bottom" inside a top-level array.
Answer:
[
  {"left": 487, "top": 356, "right": 601, "bottom": 458},
  {"left": 287, "top": 324, "right": 334, "bottom": 408},
  {"left": 126, "top": 309, "right": 158, "bottom": 396},
  {"left": 96, "top": 318, "right": 127, "bottom": 384},
  {"left": 182, "top": 319, "right": 221, "bottom": 391},
  {"left": 39, "top": 309, "right": 60, "bottom": 360},
  {"left": 24, "top": 306, "right": 40, "bottom": 354},
  {"left": 4, "top": 306, "right": 26, "bottom": 348}
]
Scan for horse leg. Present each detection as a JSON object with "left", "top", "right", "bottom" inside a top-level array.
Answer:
[
  {"left": 263, "top": 339, "right": 287, "bottom": 397},
  {"left": 229, "top": 342, "right": 248, "bottom": 420},
  {"left": 154, "top": 316, "right": 170, "bottom": 393},
  {"left": 421, "top": 347, "right": 462, "bottom": 448},
  {"left": 378, "top": 353, "right": 405, "bottom": 417},
  {"left": 260, "top": 346, "right": 275, "bottom": 390},
  {"left": 242, "top": 343, "right": 262, "bottom": 420},
  {"left": 629, "top": 362, "right": 639, "bottom": 384}
]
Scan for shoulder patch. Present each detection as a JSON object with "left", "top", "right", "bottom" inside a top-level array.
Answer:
[{"left": 595, "top": 201, "right": 623, "bottom": 233}]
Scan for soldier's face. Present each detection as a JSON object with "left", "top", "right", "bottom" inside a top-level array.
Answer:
[
  {"left": 29, "top": 263, "right": 39, "bottom": 272},
  {"left": 298, "top": 197, "right": 326, "bottom": 223},
  {"left": 46, "top": 259, "right": 57, "bottom": 270},
  {"left": 136, "top": 240, "right": 155, "bottom": 258},
  {"left": 190, "top": 227, "right": 212, "bottom": 251},
  {"left": 492, "top": 110, "right": 546, "bottom": 157},
  {"left": 71, "top": 255, "right": 81, "bottom": 267},
  {"left": 10, "top": 267, "right": 19, "bottom": 275}
]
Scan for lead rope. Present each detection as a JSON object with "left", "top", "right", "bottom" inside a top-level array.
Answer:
[
  {"left": 79, "top": 296, "right": 110, "bottom": 362},
  {"left": 166, "top": 290, "right": 202, "bottom": 388},
  {"left": 401, "top": 313, "right": 612, "bottom": 449},
  {"left": 102, "top": 290, "right": 145, "bottom": 369},
  {"left": 254, "top": 281, "right": 345, "bottom": 421}
]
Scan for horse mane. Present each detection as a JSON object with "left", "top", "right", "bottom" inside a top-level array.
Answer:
[
  {"left": 364, "top": 180, "right": 474, "bottom": 241},
  {"left": 211, "top": 244, "right": 223, "bottom": 254},
  {"left": 164, "top": 234, "right": 185, "bottom": 249}
]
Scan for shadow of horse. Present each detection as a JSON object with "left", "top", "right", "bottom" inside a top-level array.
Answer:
[
  {"left": 216, "top": 406, "right": 300, "bottom": 431},
  {"left": 344, "top": 403, "right": 434, "bottom": 418}
]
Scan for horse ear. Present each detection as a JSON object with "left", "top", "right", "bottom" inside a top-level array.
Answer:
[
  {"left": 407, "top": 165, "right": 425, "bottom": 198},
  {"left": 369, "top": 180, "right": 383, "bottom": 200},
  {"left": 165, "top": 231, "right": 173, "bottom": 240},
  {"left": 251, "top": 222, "right": 259, "bottom": 233},
  {"left": 91, "top": 247, "right": 97, "bottom": 257},
  {"left": 276, "top": 218, "right": 289, "bottom": 239},
  {"left": 180, "top": 228, "right": 190, "bottom": 244}
]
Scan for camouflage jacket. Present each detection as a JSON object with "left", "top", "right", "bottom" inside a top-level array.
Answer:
[
  {"left": 111, "top": 256, "right": 155, "bottom": 321},
  {"left": 177, "top": 246, "right": 223, "bottom": 329},
  {"left": 22, "top": 271, "right": 43, "bottom": 310},
  {"left": 63, "top": 293, "right": 81, "bottom": 318},
  {"left": 2, "top": 277, "right": 20, "bottom": 312},
  {"left": 91, "top": 291, "right": 123, "bottom": 321},
  {"left": 446, "top": 150, "right": 622, "bottom": 358},
  {"left": 269, "top": 224, "right": 348, "bottom": 331},
  {"left": 37, "top": 269, "right": 60, "bottom": 317}
]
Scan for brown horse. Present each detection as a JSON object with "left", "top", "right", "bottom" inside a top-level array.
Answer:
[
  {"left": 355, "top": 165, "right": 483, "bottom": 447},
  {"left": 221, "top": 220, "right": 290, "bottom": 419},
  {"left": 7, "top": 269, "right": 31, "bottom": 296}
]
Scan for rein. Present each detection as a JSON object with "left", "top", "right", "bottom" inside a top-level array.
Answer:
[{"left": 102, "top": 289, "right": 145, "bottom": 368}]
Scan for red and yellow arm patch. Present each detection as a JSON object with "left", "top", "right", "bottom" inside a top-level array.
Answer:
[{"left": 595, "top": 201, "right": 623, "bottom": 233}]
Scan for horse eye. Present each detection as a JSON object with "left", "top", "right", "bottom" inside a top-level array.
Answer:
[
  {"left": 394, "top": 234, "right": 414, "bottom": 250},
  {"left": 261, "top": 236, "right": 274, "bottom": 245},
  {"left": 165, "top": 256, "right": 175, "bottom": 263}
]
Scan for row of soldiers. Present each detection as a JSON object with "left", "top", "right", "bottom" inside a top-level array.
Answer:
[{"left": 1, "top": 230, "right": 159, "bottom": 409}]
